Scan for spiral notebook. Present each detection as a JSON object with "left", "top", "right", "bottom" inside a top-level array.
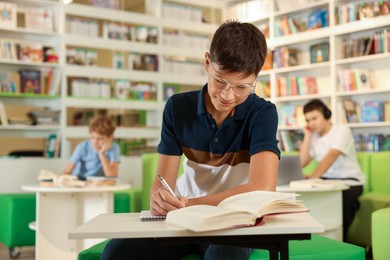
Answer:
[{"left": 139, "top": 210, "right": 166, "bottom": 222}]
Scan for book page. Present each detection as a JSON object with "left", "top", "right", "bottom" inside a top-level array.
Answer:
[
  {"left": 218, "top": 190, "right": 299, "bottom": 216},
  {"left": 165, "top": 205, "right": 255, "bottom": 232}
]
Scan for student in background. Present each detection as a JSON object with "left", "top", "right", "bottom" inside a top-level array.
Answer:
[
  {"left": 63, "top": 115, "right": 120, "bottom": 179},
  {"left": 299, "top": 98, "right": 365, "bottom": 241},
  {"left": 103, "top": 20, "right": 280, "bottom": 260}
]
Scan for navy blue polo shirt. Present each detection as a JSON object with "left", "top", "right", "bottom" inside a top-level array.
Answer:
[{"left": 157, "top": 84, "right": 280, "bottom": 198}]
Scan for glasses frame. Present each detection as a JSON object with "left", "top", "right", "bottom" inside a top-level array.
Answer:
[{"left": 207, "top": 64, "right": 256, "bottom": 97}]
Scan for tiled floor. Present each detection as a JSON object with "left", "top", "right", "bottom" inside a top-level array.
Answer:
[{"left": 0, "top": 243, "right": 35, "bottom": 260}]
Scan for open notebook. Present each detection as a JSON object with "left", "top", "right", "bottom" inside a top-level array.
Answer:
[{"left": 139, "top": 210, "right": 166, "bottom": 221}]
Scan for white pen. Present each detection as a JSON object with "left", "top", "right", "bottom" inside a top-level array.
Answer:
[{"left": 158, "top": 173, "right": 179, "bottom": 200}]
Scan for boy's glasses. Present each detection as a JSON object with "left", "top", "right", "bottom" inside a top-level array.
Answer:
[{"left": 207, "top": 65, "right": 256, "bottom": 97}]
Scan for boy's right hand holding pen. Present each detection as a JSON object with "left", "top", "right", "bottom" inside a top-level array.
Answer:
[{"left": 150, "top": 173, "right": 187, "bottom": 216}]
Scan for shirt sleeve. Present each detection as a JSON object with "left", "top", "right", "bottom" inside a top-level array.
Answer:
[
  {"left": 70, "top": 142, "right": 85, "bottom": 164},
  {"left": 330, "top": 125, "right": 353, "bottom": 155},
  {"left": 249, "top": 103, "right": 280, "bottom": 158},
  {"left": 157, "top": 97, "right": 183, "bottom": 156}
]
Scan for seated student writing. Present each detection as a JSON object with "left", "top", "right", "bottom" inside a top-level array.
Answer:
[
  {"left": 102, "top": 20, "right": 280, "bottom": 260},
  {"left": 63, "top": 115, "right": 121, "bottom": 179},
  {"left": 299, "top": 99, "right": 365, "bottom": 241}
]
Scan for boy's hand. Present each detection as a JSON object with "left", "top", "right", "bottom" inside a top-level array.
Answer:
[
  {"left": 150, "top": 187, "right": 187, "bottom": 216},
  {"left": 99, "top": 139, "right": 113, "bottom": 154}
]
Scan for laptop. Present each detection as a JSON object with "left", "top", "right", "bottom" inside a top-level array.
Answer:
[{"left": 277, "top": 155, "right": 305, "bottom": 186}]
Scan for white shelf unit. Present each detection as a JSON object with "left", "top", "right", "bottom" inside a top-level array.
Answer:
[
  {"left": 0, "top": 0, "right": 63, "bottom": 155},
  {"left": 0, "top": 0, "right": 222, "bottom": 157},
  {"left": 61, "top": 0, "right": 221, "bottom": 156},
  {"left": 223, "top": 0, "right": 390, "bottom": 151}
]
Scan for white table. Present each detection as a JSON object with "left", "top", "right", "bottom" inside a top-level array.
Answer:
[
  {"left": 69, "top": 212, "right": 324, "bottom": 260},
  {"left": 277, "top": 185, "right": 348, "bottom": 241},
  {"left": 22, "top": 183, "right": 131, "bottom": 260}
]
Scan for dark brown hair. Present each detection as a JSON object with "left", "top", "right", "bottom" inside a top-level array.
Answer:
[
  {"left": 88, "top": 116, "right": 116, "bottom": 136},
  {"left": 209, "top": 20, "right": 267, "bottom": 76},
  {"left": 303, "top": 99, "right": 332, "bottom": 119}
]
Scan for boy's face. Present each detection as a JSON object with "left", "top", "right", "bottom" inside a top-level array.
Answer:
[
  {"left": 204, "top": 53, "right": 256, "bottom": 114},
  {"left": 304, "top": 110, "right": 329, "bottom": 135},
  {"left": 89, "top": 132, "right": 111, "bottom": 151}
]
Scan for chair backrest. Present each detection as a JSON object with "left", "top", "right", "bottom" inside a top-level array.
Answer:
[
  {"left": 370, "top": 152, "right": 390, "bottom": 193},
  {"left": 141, "top": 152, "right": 185, "bottom": 210},
  {"left": 356, "top": 152, "right": 371, "bottom": 193}
]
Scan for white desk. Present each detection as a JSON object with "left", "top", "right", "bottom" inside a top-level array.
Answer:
[
  {"left": 277, "top": 185, "right": 348, "bottom": 241},
  {"left": 22, "top": 183, "right": 131, "bottom": 260},
  {"left": 69, "top": 212, "right": 324, "bottom": 260}
]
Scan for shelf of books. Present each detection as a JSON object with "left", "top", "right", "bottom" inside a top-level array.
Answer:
[
  {"left": 0, "top": 0, "right": 62, "bottom": 157},
  {"left": 224, "top": 0, "right": 390, "bottom": 153},
  {"left": 58, "top": 0, "right": 221, "bottom": 156}
]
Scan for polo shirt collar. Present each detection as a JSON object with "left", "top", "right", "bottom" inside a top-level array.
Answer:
[{"left": 197, "top": 84, "right": 253, "bottom": 120}]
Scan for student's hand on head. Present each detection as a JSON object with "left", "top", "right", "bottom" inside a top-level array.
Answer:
[
  {"left": 99, "top": 137, "right": 113, "bottom": 154},
  {"left": 303, "top": 126, "right": 313, "bottom": 136},
  {"left": 150, "top": 187, "right": 186, "bottom": 216}
]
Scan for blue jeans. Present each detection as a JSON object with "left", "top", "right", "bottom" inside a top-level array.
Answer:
[{"left": 102, "top": 238, "right": 253, "bottom": 260}]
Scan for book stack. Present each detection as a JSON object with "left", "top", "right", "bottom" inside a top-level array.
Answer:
[{"left": 28, "top": 109, "right": 60, "bottom": 126}]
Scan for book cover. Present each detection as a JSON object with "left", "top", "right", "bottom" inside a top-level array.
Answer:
[
  {"left": 0, "top": 71, "right": 19, "bottom": 93},
  {"left": 0, "top": 2, "right": 17, "bottom": 28},
  {"left": 25, "top": 8, "right": 54, "bottom": 31},
  {"left": 360, "top": 100, "right": 384, "bottom": 123},
  {"left": 19, "top": 69, "right": 41, "bottom": 94},
  {"left": 165, "top": 190, "right": 308, "bottom": 232},
  {"left": 279, "top": 105, "right": 296, "bottom": 126},
  {"left": 310, "top": 42, "right": 329, "bottom": 63}
]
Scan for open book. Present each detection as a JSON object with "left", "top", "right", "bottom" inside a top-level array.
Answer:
[
  {"left": 165, "top": 190, "right": 308, "bottom": 232},
  {"left": 289, "top": 178, "right": 349, "bottom": 189}
]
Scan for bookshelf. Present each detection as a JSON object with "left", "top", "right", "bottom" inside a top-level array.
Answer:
[
  {"left": 0, "top": 0, "right": 222, "bottom": 157},
  {"left": 223, "top": 0, "right": 390, "bottom": 152},
  {"left": 0, "top": 0, "right": 62, "bottom": 156}
]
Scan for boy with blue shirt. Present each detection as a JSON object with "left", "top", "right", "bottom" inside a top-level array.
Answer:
[
  {"left": 63, "top": 116, "right": 120, "bottom": 179},
  {"left": 103, "top": 20, "right": 280, "bottom": 260}
]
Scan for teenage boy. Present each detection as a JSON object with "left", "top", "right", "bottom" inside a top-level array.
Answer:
[{"left": 103, "top": 20, "right": 280, "bottom": 260}]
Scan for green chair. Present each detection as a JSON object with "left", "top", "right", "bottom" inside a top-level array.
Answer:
[
  {"left": 372, "top": 207, "right": 390, "bottom": 260},
  {"left": 347, "top": 152, "right": 390, "bottom": 247},
  {"left": 0, "top": 193, "right": 36, "bottom": 259},
  {"left": 78, "top": 235, "right": 364, "bottom": 260}
]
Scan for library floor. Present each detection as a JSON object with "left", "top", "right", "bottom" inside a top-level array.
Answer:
[{"left": 0, "top": 243, "right": 34, "bottom": 260}]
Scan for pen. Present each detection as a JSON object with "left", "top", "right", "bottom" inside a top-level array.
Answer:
[{"left": 157, "top": 173, "right": 179, "bottom": 200}]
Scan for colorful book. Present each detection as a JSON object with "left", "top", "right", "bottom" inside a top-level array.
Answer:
[
  {"left": 360, "top": 100, "right": 383, "bottom": 123},
  {"left": 0, "top": 2, "right": 17, "bottom": 28},
  {"left": 19, "top": 69, "right": 41, "bottom": 94}
]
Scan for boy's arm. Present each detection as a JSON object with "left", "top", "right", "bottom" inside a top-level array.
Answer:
[
  {"left": 307, "top": 149, "right": 341, "bottom": 178},
  {"left": 63, "top": 162, "right": 76, "bottom": 175},
  {"left": 99, "top": 152, "right": 119, "bottom": 177},
  {"left": 150, "top": 154, "right": 185, "bottom": 216},
  {"left": 299, "top": 127, "right": 314, "bottom": 167}
]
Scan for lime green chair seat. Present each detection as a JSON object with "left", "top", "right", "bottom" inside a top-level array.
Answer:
[
  {"left": 372, "top": 207, "right": 390, "bottom": 260},
  {"left": 78, "top": 235, "right": 364, "bottom": 260}
]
